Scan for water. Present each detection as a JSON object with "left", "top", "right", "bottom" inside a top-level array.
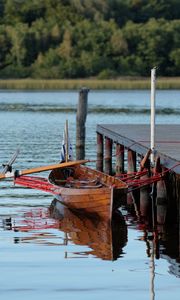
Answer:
[{"left": 0, "top": 89, "right": 180, "bottom": 300}]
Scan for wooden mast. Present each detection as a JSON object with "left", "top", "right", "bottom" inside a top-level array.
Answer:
[{"left": 65, "top": 120, "right": 68, "bottom": 163}]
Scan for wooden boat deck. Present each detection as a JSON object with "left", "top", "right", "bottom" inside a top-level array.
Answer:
[{"left": 97, "top": 124, "right": 180, "bottom": 174}]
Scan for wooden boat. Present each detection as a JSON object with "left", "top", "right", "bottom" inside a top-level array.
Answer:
[
  {"left": 1, "top": 157, "right": 127, "bottom": 221},
  {"left": 48, "top": 163, "right": 127, "bottom": 221},
  {"left": 48, "top": 120, "right": 127, "bottom": 221},
  {"left": 49, "top": 199, "right": 127, "bottom": 261},
  {"left": 0, "top": 122, "right": 127, "bottom": 221}
]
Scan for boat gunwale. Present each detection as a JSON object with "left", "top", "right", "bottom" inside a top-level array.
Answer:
[{"left": 48, "top": 163, "right": 127, "bottom": 192}]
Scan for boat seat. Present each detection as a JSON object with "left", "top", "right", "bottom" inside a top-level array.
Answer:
[{"left": 65, "top": 178, "right": 103, "bottom": 189}]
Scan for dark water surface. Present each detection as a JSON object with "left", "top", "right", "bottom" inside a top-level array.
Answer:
[{"left": 0, "top": 90, "right": 180, "bottom": 300}]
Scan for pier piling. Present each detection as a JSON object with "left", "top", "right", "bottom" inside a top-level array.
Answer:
[
  {"left": 96, "top": 133, "right": 104, "bottom": 172},
  {"left": 116, "top": 144, "right": 124, "bottom": 175},
  {"left": 76, "top": 87, "right": 89, "bottom": 160},
  {"left": 105, "top": 137, "right": 112, "bottom": 175},
  {"left": 96, "top": 123, "right": 180, "bottom": 225},
  {"left": 128, "top": 149, "right": 136, "bottom": 173}
]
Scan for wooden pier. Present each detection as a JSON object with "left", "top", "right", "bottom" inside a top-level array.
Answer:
[
  {"left": 96, "top": 124, "right": 180, "bottom": 206},
  {"left": 96, "top": 124, "right": 180, "bottom": 174}
]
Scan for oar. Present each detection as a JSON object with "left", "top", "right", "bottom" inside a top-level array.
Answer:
[
  {"left": 0, "top": 159, "right": 89, "bottom": 181},
  {"left": 1, "top": 148, "right": 20, "bottom": 174}
]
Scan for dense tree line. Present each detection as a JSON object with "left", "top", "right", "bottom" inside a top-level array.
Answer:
[{"left": 0, "top": 0, "right": 179, "bottom": 78}]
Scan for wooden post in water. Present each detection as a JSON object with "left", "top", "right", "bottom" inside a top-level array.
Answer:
[
  {"left": 127, "top": 149, "right": 136, "bottom": 173},
  {"left": 139, "top": 151, "right": 151, "bottom": 220},
  {"left": 178, "top": 175, "right": 180, "bottom": 256},
  {"left": 156, "top": 178, "right": 167, "bottom": 225},
  {"left": 105, "top": 137, "right": 112, "bottom": 175},
  {"left": 76, "top": 87, "right": 89, "bottom": 160},
  {"left": 140, "top": 183, "right": 150, "bottom": 220},
  {"left": 116, "top": 144, "right": 124, "bottom": 175},
  {"left": 127, "top": 149, "right": 137, "bottom": 205},
  {"left": 96, "top": 133, "right": 104, "bottom": 172}
]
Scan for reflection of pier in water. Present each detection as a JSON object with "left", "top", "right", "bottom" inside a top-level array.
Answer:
[
  {"left": 0, "top": 189, "right": 180, "bottom": 270},
  {"left": 126, "top": 179, "right": 180, "bottom": 278}
]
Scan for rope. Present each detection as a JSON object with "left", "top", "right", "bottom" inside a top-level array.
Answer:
[{"left": 127, "top": 162, "right": 180, "bottom": 192}]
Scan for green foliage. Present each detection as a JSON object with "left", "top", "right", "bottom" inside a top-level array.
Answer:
[
  {"left": 0, "top": 0, "right": 180, "bottom": 78},
  {"left": 0, "top": 25, "right": 11, "bottom": 69}
]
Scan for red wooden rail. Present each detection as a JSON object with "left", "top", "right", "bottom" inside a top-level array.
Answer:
[
  {"left": 15, "top": 175, "right": 62, "bottom": 195},
  {"left": 14, "top": 171, "right": 166, "bottom": 195}
]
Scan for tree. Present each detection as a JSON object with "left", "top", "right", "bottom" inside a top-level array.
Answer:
[
  {"left": 57, "top": 29, "right": 72, "bottom": 59},
  {"left": 4, "top": 0, "right": 46, "bottom": 25},
  {"left": 0, "top": 25, "right": 11, "bottom": 69},
  {"left": 6, "top": 23, "right": 28, "bottom": 67},
  {"left": 0, "top": 0, "right": 5, "bottom": 23},
  {"left": 0, "top": 0, "right": 180, "bottom": 78}
]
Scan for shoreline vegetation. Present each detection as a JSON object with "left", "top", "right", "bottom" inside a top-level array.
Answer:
[
  {"left": 1, "top": 2, "right": 180, "bottom": 83},
  {"left": 0, "top": 77, "right": 180, "bottom": 90}
]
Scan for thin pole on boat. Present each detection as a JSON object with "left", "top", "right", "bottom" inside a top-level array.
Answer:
[
  {"left": 150, "top": 67, "right": 156, "bottom": 165},
  {"left": 65, "top": 120, "right": 68, "bottom": 162},
  {"left": 1, "top": 148, "right": 20, "bottom": 174}
]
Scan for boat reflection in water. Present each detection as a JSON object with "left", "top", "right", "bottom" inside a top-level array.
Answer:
[
  {"left": 49, "top": 198, "right": 128, "bottom": 261},
  {"left": 0, "top": 198, "right": 127, "bottom": 261}
]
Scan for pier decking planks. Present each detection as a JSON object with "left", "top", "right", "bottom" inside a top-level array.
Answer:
[{"left": 97, "top": 124, "right": 180, "bottom": 174}]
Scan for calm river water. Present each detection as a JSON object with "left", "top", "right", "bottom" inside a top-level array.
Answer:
[{"left": 0, "top": 89, "right": 180, "bottom": 300}]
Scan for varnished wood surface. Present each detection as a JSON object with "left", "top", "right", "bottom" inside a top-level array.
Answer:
[
  {"left": 97, "top": 124, "right": 180, "bottom": 174},
  {"left": 48, "top": 165, "right": 127, "bottom": 220},
  {"left": 20, "top": 159, "right": 89, "bottom": 175},
  {"left": 49, "top": 199, "right": 127, "bottom": 260},
  {"left": 0, "top": 159, "right": 89, "bottom": 180}
]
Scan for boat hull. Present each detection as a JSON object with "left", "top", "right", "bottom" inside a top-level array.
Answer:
[
  {"left": 49, "top": 164, "right": 127, "bottom": 220},
  {"left": 55, "top": 186, "right": 113, "bottom": 220}
]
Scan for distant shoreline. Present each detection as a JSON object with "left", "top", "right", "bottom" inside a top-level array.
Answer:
[{"left": 0, "top": 77, "right": 179, "bottom": 90}]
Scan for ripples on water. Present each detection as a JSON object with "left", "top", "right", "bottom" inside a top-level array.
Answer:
[
  {"left": 0, "top": 90, "right": 180, "bottom": 116},
  {"left": 0, "top": 90, "right": 180, "bottom": 300}
]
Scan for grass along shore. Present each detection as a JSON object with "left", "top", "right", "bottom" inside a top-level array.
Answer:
[{"left": 0, "top": 77, "right": 179, "bottom": 90}]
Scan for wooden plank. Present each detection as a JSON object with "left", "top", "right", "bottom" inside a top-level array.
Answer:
[
  {"left": 97, "top": 124, "right": 180, "bottom": 174},
  {"left": 97, "top": 124, "right": 148, "bottom": 155}
]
